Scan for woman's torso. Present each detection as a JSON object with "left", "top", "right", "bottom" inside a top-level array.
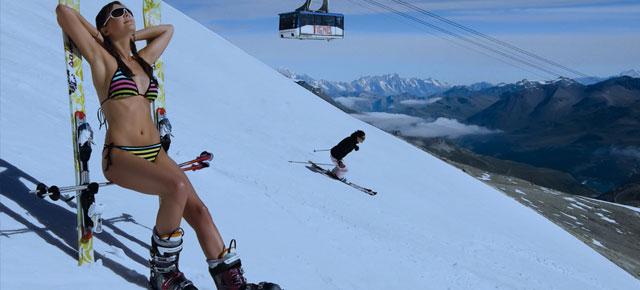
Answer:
[{"left": 95, "top": 58, "right": 160, "bottom": 146}]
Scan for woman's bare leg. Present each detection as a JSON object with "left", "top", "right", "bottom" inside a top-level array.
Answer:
[
  {"left": 154, "top": 151, "right": 225, "bottom": 259},
  {"left": 104, "top": 148, "right": 225, "bottom": 258},
  {"left": 103, "top": 148, "right": 188, "bottom": 234}
]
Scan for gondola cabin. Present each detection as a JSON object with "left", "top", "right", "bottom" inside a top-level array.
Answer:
[{"left": 279, "top": 0, "right": 344, "bottom": 40}]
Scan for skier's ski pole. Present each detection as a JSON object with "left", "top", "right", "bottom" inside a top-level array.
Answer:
[
  {"left": 288, "top": 160, "right": 334, "bottom": 166},
  {"left": 313, "top": 149, "right": 331, "bottom": 152}
]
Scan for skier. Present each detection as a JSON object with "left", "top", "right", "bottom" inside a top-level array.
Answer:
[
  {"left": 56, "top": 2, "right": 280, "bottom": 289},
  {"left": 330, "top": 130, "right": 366, "bottom": 181}
]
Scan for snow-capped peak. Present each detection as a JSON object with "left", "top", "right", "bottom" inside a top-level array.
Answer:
[
  {"left": 619, "top": 69, "right": 640, "bottom": 78},
  {"left": 277, "top": 69, "right": 450, "bottom": 97}
]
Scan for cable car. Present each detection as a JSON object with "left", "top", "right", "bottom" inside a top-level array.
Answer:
[{"left": 279, "top": 0, "right": 344, "bottom": 40}]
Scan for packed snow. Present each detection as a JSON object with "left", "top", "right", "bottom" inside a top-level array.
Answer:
[
  {"left": 561, "top": 212, "right": 578, "bottom": 221},
  {"left": 1, "top": 1, "right": 638, "bottom": 290},
  {"left": 592, "top": 239, "right": 606, "bottom": 248},
  {"left": 596, "top": 213, "right": 618, "bottom": 224}
]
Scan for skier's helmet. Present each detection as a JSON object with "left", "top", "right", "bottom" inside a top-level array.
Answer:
[{"left": 352, "top": 130, "right": 365, "bottom": 139}]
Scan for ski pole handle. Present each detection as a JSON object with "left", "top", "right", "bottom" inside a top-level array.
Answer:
[{"left": 178, "top": 151, "right": 213, "bottom": 167}]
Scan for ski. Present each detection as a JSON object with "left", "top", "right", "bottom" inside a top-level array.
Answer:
[
  {"left": 143, "top": 0, "right": 172, "bottom": 152},
  {"left": 306, "top": 161, "right": 378, "bottom": 196},
  {"left": 59, "top": 0, "right": 98, "bottom": 266},
  {"left": 289, "top": 160, "right": 333, "bottom": 166}
]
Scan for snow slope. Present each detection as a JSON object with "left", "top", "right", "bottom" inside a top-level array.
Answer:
[{"left": 1, "top": 1, "right": 638, "bottom": 289}]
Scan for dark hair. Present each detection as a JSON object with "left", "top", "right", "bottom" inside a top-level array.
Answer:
[
  {"left": 352, "top": 130, "right": 365, "bottom": 138},
  {"left": 95, "top": 1, "right": 154, "bottom": 80}
]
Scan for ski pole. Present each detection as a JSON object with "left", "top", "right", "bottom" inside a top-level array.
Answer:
[
  {"left": 313, "top": 149, "right": 331, "bottom": 152},
  {"left": 288, "top": 160, "right": 334, "bottom": 167},
  {"left": 30, "top": 182, "right": 108, "bottom": 201},
  {"left": 182, "top": 161, "right": 210, "bottom": 171},
  {"left": 30, "top": 152, "right": 214, "bottom": 199}
]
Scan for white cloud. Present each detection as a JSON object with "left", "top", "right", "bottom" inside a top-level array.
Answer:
[
  {"left": 610, "top": 146, "right": 640, "bottom": 160},
  {"left": 400, "top": 98, "right": 441, "bottom": 106},
  {"left": 353, "top": 112, "right": 499, "bottom": 138},
  {"left": 335, "top": 97, "right": 370, "bottom": 108}
]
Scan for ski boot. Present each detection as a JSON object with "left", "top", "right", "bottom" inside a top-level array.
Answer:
[
  {"left": 208, "top": 240, "right": 282, "bottom": 290},
  {"left": 328, "top": 170, "right": 347, "bottom": 182},
  {"left": 149, "top": 228, "right": 198, "bottom": 290}
]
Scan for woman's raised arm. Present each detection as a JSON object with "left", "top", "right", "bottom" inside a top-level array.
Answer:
[
  {"left": 135, "top": 24, "right": 174, "bottom": 65},
  {"left": 55, "top": 4, "right": 104, "bottom": 65}
]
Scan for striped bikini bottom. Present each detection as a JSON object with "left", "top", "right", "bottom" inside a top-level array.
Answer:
[{"left": 103, "top": 142, "right": 162, "bottom": 171}]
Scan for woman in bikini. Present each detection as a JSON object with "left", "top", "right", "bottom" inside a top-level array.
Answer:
[{"left": 56, "top": 2, "right": 279, "bottom": 290}]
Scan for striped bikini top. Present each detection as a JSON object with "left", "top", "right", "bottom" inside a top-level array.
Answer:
[
  {"left": 101, "top": 66, "right": 158, "bottom": 105},
  {"left": 97, "top": 65, "right": 159, "bottom": 129}
]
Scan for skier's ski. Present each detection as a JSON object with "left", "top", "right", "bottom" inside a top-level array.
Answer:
[
  {"left": 59, "top": 0, "right": 99, "bottom": 266},
  {"left": 143, "top": 0, "right": 172, "bottom": 152},
  {"left": 306, "top": 161, "right": 378, "bottom": 196}
]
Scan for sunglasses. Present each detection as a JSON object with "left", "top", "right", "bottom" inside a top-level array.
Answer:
[{"left": 102, "top": 7, "right": 133, "bottom": 27}]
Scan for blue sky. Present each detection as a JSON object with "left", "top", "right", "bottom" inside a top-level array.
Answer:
[{"left": 164, "top": 0, "right": 640, "bottom": 85}]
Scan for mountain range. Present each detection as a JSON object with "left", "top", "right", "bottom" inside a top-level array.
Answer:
[
  {"left": 277, "top": 68, "right": 452, "bottom": 98},
  {"left": 458, "top": 76, "right": 640, "bottom": 195},
  {"left": 278, "top": 68, "right": 640, "bottom": 100},
  {"left": 576, "top": 69, "right": 640, "bottom": 85}
]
